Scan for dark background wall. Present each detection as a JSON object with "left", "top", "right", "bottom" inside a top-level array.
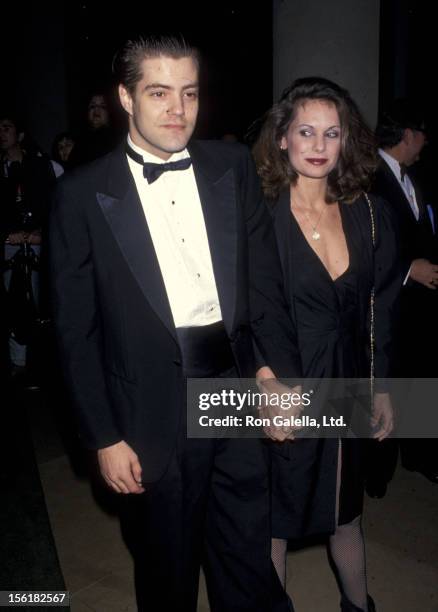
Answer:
[
  {"left": 2, "top": 2, "right": 273, "bottom": 152},
  {"left": 1, "top": 0, "right": 435, "bottom": 200},
  {"left": 379, "top": 0, "right": 436, "bottom": 199}
]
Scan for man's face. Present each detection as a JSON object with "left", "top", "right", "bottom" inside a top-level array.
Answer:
[
  {"left": 87, "top": 95, "right": 109, "bottom": 130},
  {"left": 0, "top": 119, "right": 19, "bottom": 152},
  {"left": 119, "top": 55, "right": 199, "bottom": 160},
  {"left": 404, "top": 128, "right": 427, "bottom": 166}
]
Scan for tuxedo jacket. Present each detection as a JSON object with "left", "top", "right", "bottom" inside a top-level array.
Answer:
[
  {"left": 371, "top": 158, "right": 438, "bottom": 374},
  {"left": 50, "top": 140, "right": 301, "bottom": 482},
  {"left": 371, "top": 158, "right": 438, "bottom": 273}
]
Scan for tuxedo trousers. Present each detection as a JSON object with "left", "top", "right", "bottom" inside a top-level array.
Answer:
[{"left": 119, "top": 376, "right": 290, "bottom": 612}]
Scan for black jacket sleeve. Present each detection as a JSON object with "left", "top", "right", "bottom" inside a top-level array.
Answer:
[
  {"left": 241, "top": 148, "right": 302, "bottom": 379},
  {"left": 49, "top": 177, "right": 122, "bottom": 450},
  {"left": 372, "top": 195, "right": 403, "bottom": 385}
]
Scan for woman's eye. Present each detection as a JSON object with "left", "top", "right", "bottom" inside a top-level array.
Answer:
[
  {"left": 299, "top": 129, "right": 312, "bottom": 137},
  {"left": 326, "top": 131, "right": 340, "bottom": 138}
]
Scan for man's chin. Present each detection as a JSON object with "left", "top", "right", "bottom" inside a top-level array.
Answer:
[{"left": 163, "top": 139, "right": 192, "bottom": 154}]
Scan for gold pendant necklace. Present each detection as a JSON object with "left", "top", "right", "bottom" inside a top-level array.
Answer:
[{"left": 304, "top": 207, "right": 325, "bottom": 241}]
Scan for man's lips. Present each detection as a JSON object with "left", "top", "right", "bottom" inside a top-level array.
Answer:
[
  {"left": 306, "top": 158, "right": 328, "bottom": 165},
  {"left": 163, "top": 124, "right": 186, "bottom": 129}
]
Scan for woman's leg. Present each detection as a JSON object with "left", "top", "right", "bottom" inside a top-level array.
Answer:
[
  {"left": 329, "top": 515, "right": 368, "bottom": 610},
  {"left": 271, "top": 538, "right": 288, "bottom": 588},
  {"left": 328, "top": 441, "right": 369, "bottom": 611}
]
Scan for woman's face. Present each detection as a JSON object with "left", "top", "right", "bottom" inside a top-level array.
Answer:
[
  {"left": 280, "top": 99, "right": 342, "bottom": 180},
  {"left": 57, "top": 137, "right": 74, "bottom": 162}
]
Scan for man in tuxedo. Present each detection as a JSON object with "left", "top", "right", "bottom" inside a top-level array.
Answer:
[
  {"left": 367, "top": 100, "right": 438, "bottom": 496},
  {"left": 50, "top": 35, "right": 299, "bottom": 611}
]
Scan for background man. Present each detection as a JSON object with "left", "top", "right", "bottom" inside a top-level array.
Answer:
[
  {"left": 367, "top": 100, "right": 438, "bottom": 497},
  {"left": 69, "top": 92, "right": 118, "bottom": 166}
]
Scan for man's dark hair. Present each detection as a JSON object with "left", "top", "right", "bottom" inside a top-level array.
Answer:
[
  {"left": 253, "top": 76, "right": 377, "bottom": 204},
  {"left": 112, "top": 34, "right": 200, "bottom": 94},
  {"left": 0, "top": 111, "right": 24, "bottom": 135},
  {"left": 376, "top": 99, "right": 426, "bottom": 149}
]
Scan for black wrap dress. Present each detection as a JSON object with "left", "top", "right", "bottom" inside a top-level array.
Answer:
[{"left": 270, "top": 190, "right": 401, "bottom": 539}]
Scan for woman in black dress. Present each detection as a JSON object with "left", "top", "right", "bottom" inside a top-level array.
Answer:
[{"left": 253, "top": 78, "right": 401, "bottom": 612}]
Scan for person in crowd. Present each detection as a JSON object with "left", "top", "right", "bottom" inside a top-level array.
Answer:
[
  {"left": 52, "top": 132, "right": 76, "bottom": 172},
  {"left": 69, "top": 92, "right": 118, "bottom": 166},
  {"left": 0, "top": 112, "right": 55, "bottom": 374},
  {"left": 365, "top": 100, "right": 438, "bottom": 496},
  {"left": 253, "top": 76, "right": 401, "bottom": 612},
  {"left": 50, "top": 34, "right": 300, "bottom": 612}
]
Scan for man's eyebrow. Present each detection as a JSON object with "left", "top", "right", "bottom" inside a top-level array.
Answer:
[{"left": 143, "top": 82, "right": 199, "bottom": 91}]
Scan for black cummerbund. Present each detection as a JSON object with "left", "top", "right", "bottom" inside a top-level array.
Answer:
[{"left": 176, "top": 321, "right": 235, "bottom": 377}]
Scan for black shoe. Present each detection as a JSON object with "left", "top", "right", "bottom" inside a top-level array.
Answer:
[
  {"left": 404, "top": 465, "right": 438, "bottom": 484},
  {"left": 365, "top": 480, "right": 387, "bottom": 499}
]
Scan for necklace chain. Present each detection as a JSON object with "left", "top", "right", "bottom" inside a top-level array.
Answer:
[{"left": 303, "top": 206, "right": 326, "bottom": 241}]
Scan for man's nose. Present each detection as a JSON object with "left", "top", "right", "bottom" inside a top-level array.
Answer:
[{"left": 167, "top": 94, "right": 185, "bottom": 116}]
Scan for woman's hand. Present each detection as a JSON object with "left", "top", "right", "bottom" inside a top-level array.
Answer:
[
  {"left": 371, "top": 392, "right": 394, "bottom": 441},
  {"left": 256, "top": 376, "right": 303, "bottom": 442}
]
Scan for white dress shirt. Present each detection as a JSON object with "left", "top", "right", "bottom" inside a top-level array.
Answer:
[{"left": 126, "top": 135, "right": 222, "bottom": 328}]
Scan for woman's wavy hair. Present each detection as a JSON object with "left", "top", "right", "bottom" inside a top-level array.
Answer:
[{"left": 252, "top": 77, "right": 377, "bottom": 203}]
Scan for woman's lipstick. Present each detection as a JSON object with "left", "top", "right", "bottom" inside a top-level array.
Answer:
[{"left": 305, "top": 158, "right": 328, "bottom": 165}]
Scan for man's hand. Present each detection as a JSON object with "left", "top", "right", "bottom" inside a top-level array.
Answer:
[
  {"left": 257, "top": 376, "right": 303, "bottom": 442},
  {"left": 410, "top": 258, "right": 438, "bottom": 289},
  {"left": 371, "top": 392, "right": 394, "bottom": 441},
  {"left": 97, "top": 440, "right": 145, "bottom": 494},
  {"left": 5, "top": 231, "right": 26, "bottom": 245}
]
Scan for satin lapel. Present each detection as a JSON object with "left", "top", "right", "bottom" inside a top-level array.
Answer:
[
  {"left": 189, "top": 143, "right": 237, "bottom": 334},
  {"left": 96, "top": 148, "right": 176, "bottom": 341}
]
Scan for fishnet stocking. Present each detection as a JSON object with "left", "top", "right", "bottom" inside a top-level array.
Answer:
[
  {"left": 329, "top": 515, "right": 369, "bottom": 611},
  {"left": 271, "top": 537, "right": 287, "bottom": 588}
]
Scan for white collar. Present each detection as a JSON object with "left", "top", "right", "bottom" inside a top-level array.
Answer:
[{"left": 378, "top": 148, "right": 404, "bottom": 182}]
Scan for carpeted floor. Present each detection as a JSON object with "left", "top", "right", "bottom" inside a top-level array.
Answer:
[{"left": 0, "top": 383, "right": 68, "bottom": 607}]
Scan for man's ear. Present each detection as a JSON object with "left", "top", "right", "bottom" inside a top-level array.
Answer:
[
  {"left": 119, "top": 84, "right": 133, "bottom": 117},
  {"left": 18, "top": 132, "right": 25, "bottom": 144},
  {"left": 402, "top": 127, "right": 413, "bottom": 145}
]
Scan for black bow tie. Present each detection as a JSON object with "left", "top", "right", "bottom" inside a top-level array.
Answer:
[{"left": 126, "top": 143, "right": 192, "bottom": 184}]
